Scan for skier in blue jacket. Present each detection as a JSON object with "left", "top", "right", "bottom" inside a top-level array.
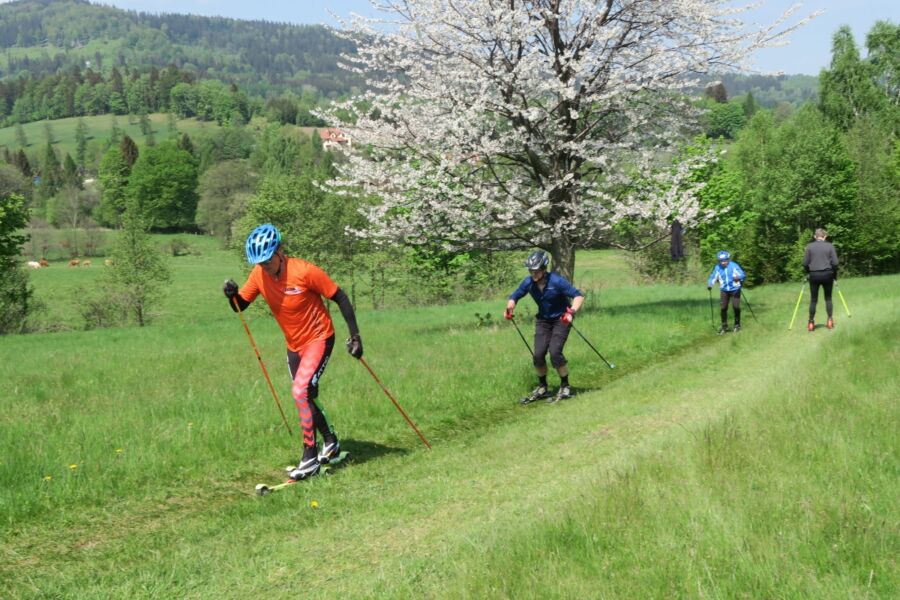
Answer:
[
  {"left": 506, "top": 250, "right": 584, "bottom": 404},
  {"left": 707, "top": 250, "right": 746, "bottom": 334}
]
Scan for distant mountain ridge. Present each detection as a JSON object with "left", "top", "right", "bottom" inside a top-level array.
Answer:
[
  {"left": 0, "top": 0, "right": 359, "bottom": 97},
  {"left": 0, "top": 0, "right": 819, "bottom": 108}
]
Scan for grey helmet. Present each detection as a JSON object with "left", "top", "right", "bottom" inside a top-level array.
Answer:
[{"left": 524, "top": 250, "right": 550, "bottom": 271}]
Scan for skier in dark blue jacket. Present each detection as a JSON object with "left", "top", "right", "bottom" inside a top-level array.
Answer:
[
  {"left": 506, "top": 250, "right": 584, "bottom": 404},
  {"left": 707, "top": 250, "right": 746, "bottom": 334}
]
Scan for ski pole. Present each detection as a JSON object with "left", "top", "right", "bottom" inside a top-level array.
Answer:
[
  {"left": 707, "top": 288, "right": 716, "bottom": 331},
  {"left": 509, "top": 316, "right": 534, "bottom": 357},
  {"left": 570, "top": 323, "right": 616, "bottom": 369},
  {"left": 788, "top": 283, "right": 805, "bottom": 330},
  {"left": 232, "top": 297, "right": 293, "bottom": 436},
  {"left": 358, "top": 357, "right": 431, "bottom": 450},
  {"left": 836, "top": 284, "right": 851, "bottom": 317},
  {"left": 739, "top": 288, "right": 759, "bottom": 323}
]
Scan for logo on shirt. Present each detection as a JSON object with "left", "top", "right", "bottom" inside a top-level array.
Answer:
[{"left": 285, "top": 286, "right": 304, "bottom": 296}]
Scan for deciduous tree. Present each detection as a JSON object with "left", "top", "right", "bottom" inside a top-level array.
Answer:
[{"left": 325, "top": 0, "right": 813, "bottom": 278}]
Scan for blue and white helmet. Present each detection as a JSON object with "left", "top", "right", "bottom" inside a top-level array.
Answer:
[
  {"left": 717, "top": 250, "right": 731, "bottom": 261},
  {"left": 245, "top": 224, "right": 281, "bottom": 264}
]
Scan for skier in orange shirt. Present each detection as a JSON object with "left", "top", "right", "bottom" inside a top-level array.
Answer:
[{"left": 224, "top": 224, "right": 363, "bottom": 480}]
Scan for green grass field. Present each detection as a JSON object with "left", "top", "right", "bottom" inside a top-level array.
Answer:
[
  {"left": 1, "top": 249, "right": 897, "bottom": 598},
  {"left": 0, "top": 113, "right": 321, "bottom": 161},
  {"left": 0, "top": 113, "right": 228, "bottom": 158}
]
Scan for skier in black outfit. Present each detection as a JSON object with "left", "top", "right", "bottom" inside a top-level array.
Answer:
[
  {"left": 505, "top": 251, "right": 585, "bottom": 404},
  {"left": 802, "top": 228, "right": 839, "bottom": 331}
]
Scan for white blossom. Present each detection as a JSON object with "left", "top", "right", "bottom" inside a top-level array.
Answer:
[{"left": 321, "top": 0, "right": 815, "bottom": 276}]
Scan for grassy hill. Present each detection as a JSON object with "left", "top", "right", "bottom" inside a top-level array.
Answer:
[
  {"left": 0, "top": 114, "right": 320, "bottom": 163},
  {"left": 0, "top": 113, "right": 217, "bottom": 156},
  {"left": 1, "top": 248, "right": 897, "bottom": 597}
]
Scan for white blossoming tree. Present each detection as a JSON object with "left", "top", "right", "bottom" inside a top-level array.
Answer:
[{"left": 324, "top": 0, "right": 814, "bottom": 279}]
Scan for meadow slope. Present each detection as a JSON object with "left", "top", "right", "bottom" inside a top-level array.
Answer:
[{"left": 1, "top": 250, "right": 897, "bottom": 598}]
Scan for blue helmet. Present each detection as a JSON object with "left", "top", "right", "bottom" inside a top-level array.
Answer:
[
  {"left": 245, "top": 224, "right": 281, "bottom": 264},
  {"left": 524, "top": 250, "right": 550, "bottom": 271},
  {"left": 717, "top": 250, "right": 731, "bottom": 261}
]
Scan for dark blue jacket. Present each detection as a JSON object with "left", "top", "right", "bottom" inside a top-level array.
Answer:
[{"left": 509, "top": 272, "right": 583, "bottom": 320}]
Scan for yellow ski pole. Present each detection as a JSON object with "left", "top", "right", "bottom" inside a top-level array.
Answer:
[
  {"left": 788, "top": 283, "right": 805, "bottom": 330},
  {"left": 836, "top": 285, "right": 851, "bottom": 317}
]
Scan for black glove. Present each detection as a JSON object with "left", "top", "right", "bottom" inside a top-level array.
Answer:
[
  {"left": 223, "top": 279, "right": 238, "bottom": 299},
  {"left": 346, "top": 334, "right": 363, "bottom": 359},
  {"left": 832, "top": 267, "right": 838, "bottom": 281},
  {"left": 707, "top": 286, "right": 712, "bottom": 291}
]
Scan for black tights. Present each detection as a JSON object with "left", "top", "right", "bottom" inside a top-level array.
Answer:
[
  {"left": 808, "top": 271, "right": 834, "bottom": 320},
  {"left": 719, "top": 290, "right": 741, "bottom": 325}
]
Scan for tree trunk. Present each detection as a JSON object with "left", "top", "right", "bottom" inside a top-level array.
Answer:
[{"left": 550, "top": 235, "right": 576, "bottom": 282}]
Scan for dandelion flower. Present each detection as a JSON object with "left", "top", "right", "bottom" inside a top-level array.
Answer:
[
  {"left": 43, "top": 475, "right": 52, "bottom": 481},
  {"left": 69, "top": 464, "right": 78, "bottom": 470},
  {"left": 310, "top": 500, "right": 319, "bottom": 509}
]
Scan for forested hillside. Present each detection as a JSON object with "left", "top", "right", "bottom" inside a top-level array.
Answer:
[
  {"left": 698, "top": 73, "right": 820, "bottom": 107},
  {"left": 0, "top": 0, "right": 359, "bottom": 97}
]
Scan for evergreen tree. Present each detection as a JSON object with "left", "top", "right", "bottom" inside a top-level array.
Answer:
[
  {"left": 62, "top": 153, "right": 81, "bottom": 189},
  {"left": 13, "top": 150, "right": 32, "bottom": 178},
  {"left": 139, "top": 113, "right": 152, "bottom": 136},
  {"left": 176, "top": 133, "right": 194, "bottom": 156},
  {"left": 75, "top": 118, "right": 89, "bottom": 167},
  {"left": 742, "top": 91, "right": 758, "bottom": 119},
  {"left": 120, "top": 135, "right": 139, "bottom": 168},
  {"left": 96, "top": 146, "right": 130, "bottom": 227},
  {"left": 166, "top": 112, "right": 179, "bottom": 136},
  {"left": 109, "top": 116, "right": 122, "bottom": 145},
  {"left": 39, "top": 142, "right": 62, "bottom": 199},
  {"left": 14, "top": 124, "right": 28, "bottom": 148}
]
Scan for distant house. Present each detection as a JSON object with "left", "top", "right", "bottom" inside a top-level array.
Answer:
[{"left": 319, "top": 128, "right": 352, "bottom": 152}]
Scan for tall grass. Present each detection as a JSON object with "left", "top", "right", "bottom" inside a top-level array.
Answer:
[{"left": 1, "top": 249, "right": 896, "bottom": 598}]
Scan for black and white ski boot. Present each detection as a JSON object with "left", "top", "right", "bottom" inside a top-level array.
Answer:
[
  {"left": 520, "top": 385, "right": 551, "bottom": 405},
  {"left": 288, "top": 455, "right": 320, "bottom": 481},
  {"left": 318, "top": 438, "right": 341, "bottom": 464},
  {"left": 548, "top": 385, "right": 574, "bottom": 403}
]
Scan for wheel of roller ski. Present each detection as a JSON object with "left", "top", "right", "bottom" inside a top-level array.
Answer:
[{"left": 255, "top": 484, "right": 270, "bottom": 496}]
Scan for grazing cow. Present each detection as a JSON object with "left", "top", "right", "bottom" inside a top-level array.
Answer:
[
  {"left": 39, "top": 258, "right": 49, "bottom": 267},
  {"left": 81, "top": 260, "right": 92, "bottom": 267},
  {"left": 27, "top": 260, "right": 41, "bottom": 269},
  {"left": 69, "top": 259, "right": 80, "bottom": 267}
]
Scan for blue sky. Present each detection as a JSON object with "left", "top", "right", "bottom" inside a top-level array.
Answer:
[{"left": 14, "top": 1, "right": 900, "bottom": 75}]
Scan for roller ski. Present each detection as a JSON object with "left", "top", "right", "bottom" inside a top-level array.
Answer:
[{"left": 255, "top": 450, "right": 350, "bottom": 496}]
